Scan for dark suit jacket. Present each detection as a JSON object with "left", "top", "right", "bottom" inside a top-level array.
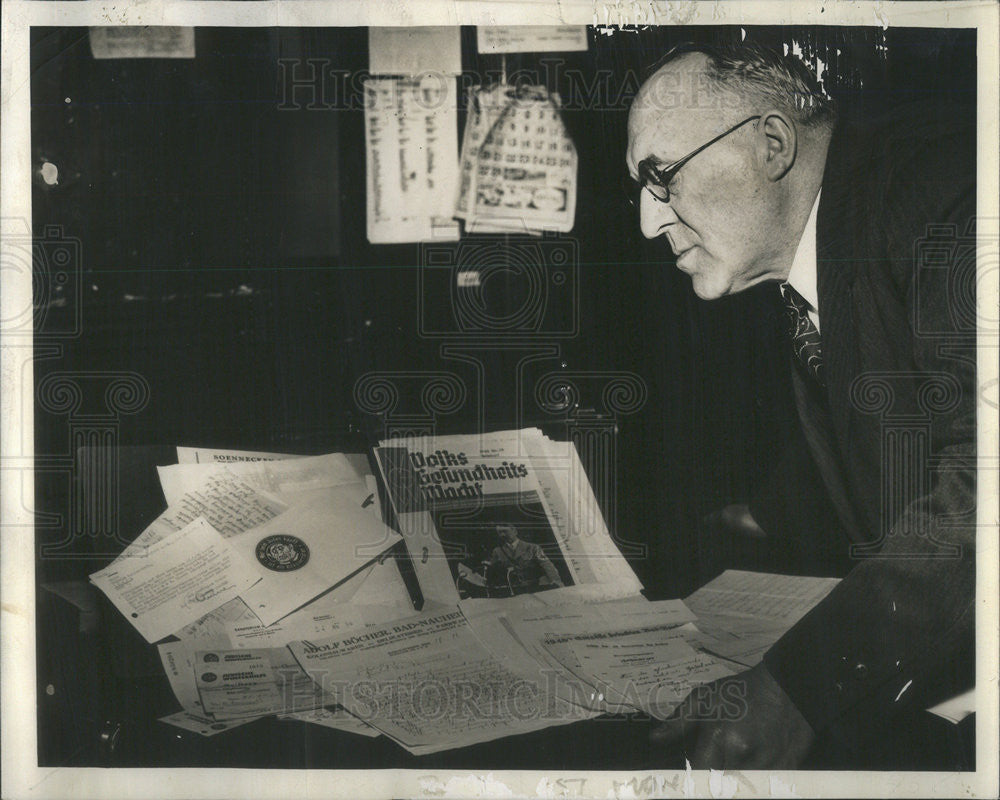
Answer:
[{"left": 754, "top": 102, "right": 977, "bottom": 744}]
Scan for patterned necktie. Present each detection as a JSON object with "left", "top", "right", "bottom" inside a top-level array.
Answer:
[{"left": 780, "top": 282, "right": 825, "bottom": 387}]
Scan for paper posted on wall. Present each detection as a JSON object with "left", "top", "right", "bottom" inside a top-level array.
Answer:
[
  {"left": 476, "top": 26, "right": 589, "bottom": 54},
  {"left": 364, "top": 77, "right": 460, "bottom": 243},
  {"left": 369, "top": 27, "right": 462, "bottom": 76},
  {"left": 89, "top": 26, "right": 195, "bottom": 59},
  {"left": 455, "top": 84, "right": 577, "bottom": 234}
]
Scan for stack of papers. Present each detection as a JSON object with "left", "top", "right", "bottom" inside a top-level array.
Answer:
[
  {"left": 474, "top": 598, "right": 727, "bottom": 720},
  {"left": 89, "top": 436, "right": 846, "bottom": 752},
  {"left": 90, "top": 446, "right": 413, "bottom": 739},
  {"left": 90, "top": 516, "right": 263, "bottom": 644}
]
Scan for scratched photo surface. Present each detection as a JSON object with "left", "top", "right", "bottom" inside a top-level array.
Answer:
[{"left": 8, "top": 13, "right": 993, "bottom": 798}]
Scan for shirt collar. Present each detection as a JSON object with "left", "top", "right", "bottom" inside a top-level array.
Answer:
[{"left": 785, "top": 189, "right": 822, "bottom": 313}]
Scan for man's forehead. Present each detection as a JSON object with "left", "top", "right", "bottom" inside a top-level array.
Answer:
[
  {"left": 628, "top": 55, "right": 718, "bottom": 162},
  {"left": 634, "top": 55, "right": 713, "bottom": 114},
  {"left": 628, "top": 104, "right": 707, "bottom": 168}
]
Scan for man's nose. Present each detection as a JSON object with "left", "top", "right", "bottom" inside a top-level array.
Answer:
[{"left": 639, "top": 190, "right": 678, "bottom": 240}]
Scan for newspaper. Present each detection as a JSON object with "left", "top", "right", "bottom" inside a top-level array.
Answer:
[{"left": 372, "top": 428, "right": 642, "bottom": 608}]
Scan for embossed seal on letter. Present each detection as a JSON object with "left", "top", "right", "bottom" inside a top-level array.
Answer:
[{"left": 255, "top": 534, "right": 310, "bottom": 572}]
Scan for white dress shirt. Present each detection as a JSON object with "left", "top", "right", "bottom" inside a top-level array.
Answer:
[{"left": 784, "top": 189, "right": 823, "bottom": 333}]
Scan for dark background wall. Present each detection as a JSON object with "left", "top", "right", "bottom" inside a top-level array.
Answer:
[{"left": 29, "top": 25, "right": 975, "bottom": 766}]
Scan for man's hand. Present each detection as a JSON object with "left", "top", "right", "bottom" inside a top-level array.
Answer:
[
  {"left": 650, "top": 662, "right": 816, "bottom": 769},
  {"left": 703, "top": 503, "right": 767, "bottom": 539}
]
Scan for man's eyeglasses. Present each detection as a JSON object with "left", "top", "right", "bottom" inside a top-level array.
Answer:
[{"left": 624, "top": 115, "right": 761, "bottom": 207}]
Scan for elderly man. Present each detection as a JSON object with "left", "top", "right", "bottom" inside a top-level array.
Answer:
[{"left": 626, "top": 43, "right": 976, "bottom": 768}]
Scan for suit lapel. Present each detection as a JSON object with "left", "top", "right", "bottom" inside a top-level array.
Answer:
[
  {"left": 816, "top": 179, "right": 859, "bottom": 455},
  {"left": 814, "top": 114, "right": 899, "bottom": 543},
  {"left": 790, "top": 362, "right": 865, "bottom": 542},
  {"left": 812, "top": 117, "right": 874, "bottom": 541}
]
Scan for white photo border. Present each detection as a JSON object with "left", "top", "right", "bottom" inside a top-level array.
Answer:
[{"left": 2, "top": 2, "right": 997, "bottom": 798}]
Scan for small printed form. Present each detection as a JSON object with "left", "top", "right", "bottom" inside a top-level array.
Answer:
[
  {"left": 89, "top": 517, "right": 260, "bottom": 643},
  {"left": 194, "top": 648, "right": 331, "bottom": 719}
]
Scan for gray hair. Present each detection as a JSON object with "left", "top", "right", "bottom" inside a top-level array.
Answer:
[{"left": 650, "top": 42, "right": 837, "bottom": 129}]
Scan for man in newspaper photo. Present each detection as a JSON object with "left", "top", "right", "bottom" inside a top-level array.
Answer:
[
  {"left": 486, "top": 523, "right": 565, "bottom": 595},
  {"left": 626, "top": 43, "right": 976, "bottom": 768}
]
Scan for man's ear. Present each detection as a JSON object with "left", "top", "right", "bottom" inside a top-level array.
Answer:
[{"left": 759, "top": 110, "right": 797, "bottom": 181}]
